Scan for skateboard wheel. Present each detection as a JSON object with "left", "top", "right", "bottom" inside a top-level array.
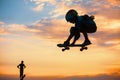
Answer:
[
  {"left": 62, "top": 49, "right": 65, "bottom": 52},
  {"left": 68, "top": 47, "right": 70, "bottom": 50},
  {"left": 80, "top": 48, "right": 83, "bottom": 51}
]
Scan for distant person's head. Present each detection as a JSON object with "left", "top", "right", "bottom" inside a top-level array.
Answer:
[
  {"left": 21, "top": 60, "right": 24, "bottom": 64},
  {"left": 65, "top": 9, "right": 78, "bottom": 24}
]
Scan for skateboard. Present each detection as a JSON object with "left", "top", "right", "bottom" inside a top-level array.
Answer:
[
  {"left": 20, "top": 74, "right": 26, "bottom": 80},
  {"left": 57, "top": 44, "right": 89, "bottom": 52}
]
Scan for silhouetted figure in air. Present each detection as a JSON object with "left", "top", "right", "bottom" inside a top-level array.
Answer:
[
  {"left": 63, "top": 9, "right": 97, "bottom": 46},
  {"left": 17, "top": 61, "right": 26, "bottom": 80}
]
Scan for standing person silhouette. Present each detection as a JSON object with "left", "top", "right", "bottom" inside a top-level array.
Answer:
[
  {"left": 64, "top": 9, "right": 97, "bottom": 46},
  {"left": 17, "top": 61, "right": 26, "bottom": 80}
]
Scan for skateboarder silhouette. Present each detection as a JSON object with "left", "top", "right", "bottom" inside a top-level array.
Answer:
[
  {"left": 17, "top": 61, "right": 26, "bottom": 80},
  {"left": 63, "top": 9, "right": 97, "bottom": 46}
]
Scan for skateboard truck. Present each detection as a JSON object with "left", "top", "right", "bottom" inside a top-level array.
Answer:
[{"left": 62, "top": 47, "right": 70, "bottom": 51}]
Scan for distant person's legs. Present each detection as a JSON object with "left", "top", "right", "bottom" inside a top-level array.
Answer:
[{"left": 20, "top": 69, "right": 23, "bottom": 78}]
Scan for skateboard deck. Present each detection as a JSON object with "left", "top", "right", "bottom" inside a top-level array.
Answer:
[{"left": 57, "top": 44, "right": 88, "bottom": 52}]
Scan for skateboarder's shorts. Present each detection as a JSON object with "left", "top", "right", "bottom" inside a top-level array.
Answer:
[{"left": 78, "top": 20, "right": 97, "bottom": 33}]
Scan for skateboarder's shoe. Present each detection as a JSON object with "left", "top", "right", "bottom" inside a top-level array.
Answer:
[
  {"left": 63, "top": 41, "right": 70, "bottom": 46},
  {"left": 82, "top": 40, "right": 91, "bottom": 46},
  {"left": 70, "top": 42, "right": 75, "bottom": 46}
]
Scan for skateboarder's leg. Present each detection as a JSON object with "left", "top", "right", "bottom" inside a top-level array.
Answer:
[{"left": 82, "top": 32, "right": 91, "bottom": 45}]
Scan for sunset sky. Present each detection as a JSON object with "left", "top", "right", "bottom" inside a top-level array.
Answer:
[{"left": 0, "top": 0, "right": 120, "bottom": 80}]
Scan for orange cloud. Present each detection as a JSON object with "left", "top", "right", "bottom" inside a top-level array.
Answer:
[
  {"left": 107, "top": 0, "right": 120, "bottom": 6},
  {"left": 0, "top": 21, "right": 4, "bottom": 25},
  {"left": 30, "top": 0, "right": 56, "bottom": 11},
  {"left": 31, "top": 19, "right": 70, "bottom": 39},
  {"left": 99, "top": 8, "right": 120, "bottom": 20},
  {"left": 0, "top": 27, "right": 7, "bottom": 34},
  {"left": 0, "top": 23, "right": 40, "bottom": 36},
  {"left": 107, "top": 68, "right": 120, "bottom": 74},
  {"left": 32, "top": 3, "right": 45, "bottom": 11},
  {"left": 50, "top": 2, "right": 86, "bottom": 19},
  {"left": 8, "top": 24, "right": 40, "bottom": 33},
  {"left": 0, "top": 23, "right": 10, "bottom": 35}
]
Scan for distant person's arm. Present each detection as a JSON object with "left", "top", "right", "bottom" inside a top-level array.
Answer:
[
  {"left": 24, "top": 64, "right": 26, "bottom": 68},
  {"left": 17, "top": 64, "right": 20, "bottom": 68}
]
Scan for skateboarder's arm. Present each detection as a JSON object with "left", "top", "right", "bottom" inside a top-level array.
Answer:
[
  {"left": 66, "top": 34, "right": 73, "bottom": 42},
  {"left": 65, "top": 27, "right": 77, "bottom": 44}
]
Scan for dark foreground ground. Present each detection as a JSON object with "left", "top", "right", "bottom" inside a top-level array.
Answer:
[{"left": 0, "top": 73, "right": 120, "bottom": 80}]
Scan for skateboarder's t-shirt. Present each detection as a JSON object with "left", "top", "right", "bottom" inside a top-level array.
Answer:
[{"left": 75, "top": 16, "right": 83, "bottom": 30}]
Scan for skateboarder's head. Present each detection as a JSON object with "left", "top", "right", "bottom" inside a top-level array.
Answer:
[{"left": 65, "top": 9, "right": 78, "bottom": 24}]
